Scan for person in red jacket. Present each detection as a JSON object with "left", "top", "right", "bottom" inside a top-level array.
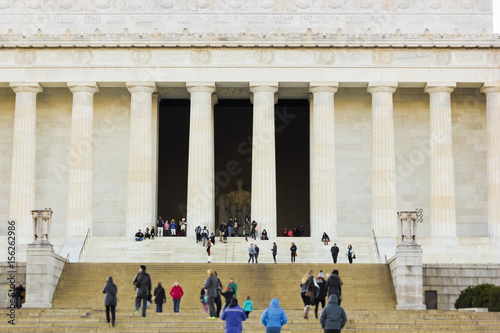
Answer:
[{"left": 170, "top": 281, "right": 184, "bottom": 313}]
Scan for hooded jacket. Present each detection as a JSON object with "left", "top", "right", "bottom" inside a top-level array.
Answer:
[
  {"left": 221, "top": 299, "right": 247, "bottom": 333},
  {"left": 102, "top": 277, "right": 118, "bottom": 306},
  {"left": 320, "top": 294, "right": 347, "bottom": 330},
  {"left": 261, "top": 298, "right": 288, "bottom": 328}
]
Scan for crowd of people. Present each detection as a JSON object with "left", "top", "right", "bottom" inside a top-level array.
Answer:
[{"left": 99, "top": 263, "right": 348, "bottom": 332}]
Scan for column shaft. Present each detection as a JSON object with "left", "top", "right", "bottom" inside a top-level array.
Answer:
[
  {"left": 368, "top": 83, "right": 398, "bottom": 238},
  {"left": 310, "top": 83, "right": 339, "bottom": 238},
  {"left": 482, "top": 82, "right": 500, "bottom": 237},
  {"left": 250, "top": 83, "right": 278, "bottom": 238},
  {"left": 186, "top": 83, "right": 216, "bottom": 235},
  {"left": 126, "top": 82, "right": 156, "bottom": 237},
  {"left": 9, "top": 83, "right": 42, "bottom": 242},
  {"left": 425, "top": 83, "right": 457, "bottom": 238},
  {"left": 66, "top": 83, "right": 99, "bottom": 237}
]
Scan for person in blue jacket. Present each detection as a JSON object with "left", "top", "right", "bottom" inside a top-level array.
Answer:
[
  {"left": 261, "top": 298, "right": 288, "bottom": 333},
  {"left": 221, "top": 297, "right": 246, "bottom": 333}
]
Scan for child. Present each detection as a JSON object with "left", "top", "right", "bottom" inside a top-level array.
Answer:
[
  {"left": 200, "top": 287, "right": 208, "bottom": 313},
  {"left": 220, "top": 287, "right": 234, "bottom": 312},
  {"left": 243, "top": 296, "right": 253, "bottom": 318}
]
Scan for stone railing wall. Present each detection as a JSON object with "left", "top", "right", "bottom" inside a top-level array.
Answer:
[{"left": 423, "top": 264, "right": 500, "bottom": 310}]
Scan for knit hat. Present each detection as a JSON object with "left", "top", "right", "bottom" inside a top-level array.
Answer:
[{"left": 318, "top": 271, "right": 324, "bottom": 278}]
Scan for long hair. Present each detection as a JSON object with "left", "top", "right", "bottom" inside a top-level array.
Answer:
[
  {"left": 301, "top": 269, "right": 313, "bottom": 284},
  {"left": 207, "top": 269, "right": 215, "bottom": 276}
]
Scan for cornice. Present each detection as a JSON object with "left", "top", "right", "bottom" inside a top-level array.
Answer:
[{"left": 1, "top": 28, "right": 499, "bottom": 49}]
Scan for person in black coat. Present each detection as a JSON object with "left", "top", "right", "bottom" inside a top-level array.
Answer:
[
  {"left": 13, "top": 283, "right": 25, "bottom": 309},
  {"left": 153, "top": 282, "right": 166, "bottom": 313},
  {"left": 214, "top": 271, "right": 223, "bottom": 318},
  {"left": 133, "top": 265, "right": 152, "bottom": 318},
  {"left": 102, "top": 276, "right": 118, "bottom": 327},
  {"left": 330, "top": 243, "right": 340, "bottom": 264},
  {"left": 326, "top": 269, "right": 343, "bottom": 305},
  {"left": 314, "top": 271, "right": 328, "bottom": 319}
]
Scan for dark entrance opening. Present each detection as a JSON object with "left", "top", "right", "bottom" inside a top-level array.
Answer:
[
  {"left": 425, "top": 290, "right": 438, "bottom": 309},
  {"left": 157, "top": 99, "right": 190, "bottom": 221},
  {"left": 158, "top": 98, "right": 310, "bottom": 236},
  {"left": 275, "top": 100, "right": 310, "bottom": 236},
  {"left": 214, "top": 100, "right": 253, "bottom": 229}
]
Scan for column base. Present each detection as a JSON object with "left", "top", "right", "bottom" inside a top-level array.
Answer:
[
  {"left": 22, "top": 302, "right": 53, "bottom": 309},
  {"left": 396, "top": 304, "right": 426, "bottom": 311}
]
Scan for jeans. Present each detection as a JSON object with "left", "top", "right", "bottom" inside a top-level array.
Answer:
[
  {"left": 248, "top": 254, "right": 254, "bottom": 263},
  {"left": 105, "top": 305, "right": 116, "bottom": 323},
  {"left": 135, "top": 237, "right": 143, "bottom": 241},
  {"left": 228, "top": 227, "right": 232, "bottom": 237},
  {"left": 14, "top": 296, "right": 21, "bottom": 309},
  {"left": 156, "top": 303, "right": 163, "bottom": 313},
  {"left": 203, "top": 236, "right": 207, "bottom": 246},
  {"left": 254, "top": 253, "right": 259, "bottom": 263},
  {"left": 173, "top": 298, "right": 181, "bottom": 312},
  {"left": 135, "top": 296, "right": 147, "bottom": 317},
  {"left": 266, "top": 327, "right": 282, "bottom": 333}
]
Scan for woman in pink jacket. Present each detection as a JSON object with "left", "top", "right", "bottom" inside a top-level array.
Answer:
[{"left": 170, "top": 281, "right": 184, "bottom": 313}]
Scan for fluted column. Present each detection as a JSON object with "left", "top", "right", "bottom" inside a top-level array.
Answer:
[
  {"left": 481, "top": 82, "right": 500, "bottom": 237},
  {"left": 186, "top": 82, "right": 216, "bottom": 236},
  {"left": 310, "top": 82, "right": 339, "bottom": 238},
  {"left": 125, "top": 82, "right": 156, "bottom": 237},
  {"left": 9, "top": 82, "right": 43, "bottom": 242},
  {"left": 425, "top": 83, "right": 457, "bottom": 238},
  {"left": 66, "top": 83, "right": 99, "bottom": 237},
  {"left": 368, "top": 82, "right": 398, "bottom": 238},
  {"left": 250, "top": 83, "right": 278, "bottom": 238}
]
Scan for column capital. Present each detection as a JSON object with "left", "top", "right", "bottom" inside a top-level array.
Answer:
[
  {"left": 10, "top": 82, "right": 43, "bottom": 94},
  {"left": 424, "top": 82, "right": 456, "bottom": 94},
  {"left": 186, "top": 82, "right": 215, "bottom": 94},
  {"left": 367, "top": 82, "right": 398, "bottom": 94},
  {"left": 481, "top": 82, "right": 500, "bottom": 94},
  {"left": 126, "top": 82, "right": 156, "bottom": 94},
  {"left": 67, "top": 82, "right": 99, "bottom": 94},
  {"left": 309, "top": 82, "right": 339, "bottom": 94},
  {"left": 249, "top": 82, "right": 278, "bottom": 94},
  {"left": 211, "top": 93, "right": 218, "bottom": 107}
]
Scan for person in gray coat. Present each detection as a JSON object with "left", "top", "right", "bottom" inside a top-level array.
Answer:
[
  {"left": 203, "top": 268, "right": 218, "bottom": 319},
  {"left": 319, "top": 294, "right": 347, "bottom": 333},
  {"left": 133, "top": 265, "right": 152, "bottom": 318},
  {"left": 102, "top": 276, "right": 118, "bottom": 327}
]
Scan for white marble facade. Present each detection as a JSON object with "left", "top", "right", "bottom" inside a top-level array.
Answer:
[{"left": 0, "top": 1, "right": 498, "bottom": 252}]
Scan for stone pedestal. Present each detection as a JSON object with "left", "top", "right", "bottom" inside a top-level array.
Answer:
[
  {"left": 23, "top": 243, "right": 66, "bottom": 308},
  {"left": 250, "top": 83, "right": 278, "bottom": 238},
  {"left": 186, "top": 83, "right": 216, "bottom": 236},
  {"left": 310, "top": 82, "right": 339, "bottom": 238},
  {"left": 389, "top": 243, "right": 426, "bottom": 310}
]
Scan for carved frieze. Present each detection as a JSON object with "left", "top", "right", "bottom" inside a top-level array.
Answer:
[
  {"left": 15, "top": 50, "right": 36, "bottom": 65},
  {"left": 190, "top": 49, "right": 212, "bottom": 64},
  {"left": 372, "top": 50, "right": 394, "bottom": 65},
  {"left": 72, "top": 49, "right": 94, "bottom": 64}
]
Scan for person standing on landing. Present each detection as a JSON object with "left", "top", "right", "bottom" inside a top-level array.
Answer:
[
  {"left": 156, "top": 216, "right": 164, "bottom": 237},
  {"left": 346, "top": 244, "right": 355, "bottom": 264},
  {"left": 330, "top": 243, "right": 339, "bottom": 264},
  {"left": 272, "top": 242, "right": 277, "bottom": 263},
  {"left": 290, "top": 242, "right": 297, "bottom": 263},
  {"left": 102, "top": 276, "right": 117, "bottom": 327},
  {"left": 248, "top": 243, "right": 255, "bottom": 263},
  {"left": 261, "top": 298, "right": 288, "bottom": 333},
  {"left": 253, "top": 244, "right": 260, "bottom": 264}
]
